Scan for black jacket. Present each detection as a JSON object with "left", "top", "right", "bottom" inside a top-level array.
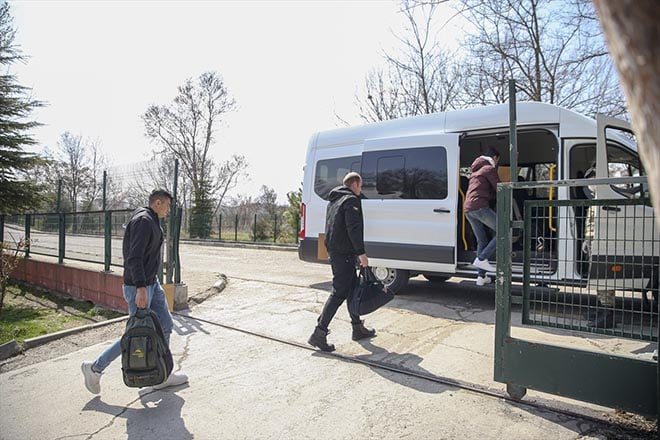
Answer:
[
  {"left": 324, "top": 186, "right": 365, "bottom": 256},
  {"left": 123, "top": 207, "right": 164, "bottom": 288}
]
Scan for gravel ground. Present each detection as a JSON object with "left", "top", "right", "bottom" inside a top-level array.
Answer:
[{"left": 0, "top": 319, "right": 126, "bottom": 374}]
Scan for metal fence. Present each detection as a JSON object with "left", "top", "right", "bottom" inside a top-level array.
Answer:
[
  {"left": 523, "top": 197, "right": 658, "bottom": 342},
  {"left": 181, "top": 209, "right": 300, "bottom": 244},
  {"left": 494, "top": 176, "right": 659, "bottom": 417},
  {"left": 1, "top": 210, "right": 133, "bottom": 269},
  {"left": 1, "top": 206, "right": 299, "bottom": 270}
]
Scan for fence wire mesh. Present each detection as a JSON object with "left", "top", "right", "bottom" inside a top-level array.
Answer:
[
  {"left": 2, "top": 210, "right": 134, "bottom": 267},
  {"left": 522, "top": 198, "right": 659, "bottom": 342}
]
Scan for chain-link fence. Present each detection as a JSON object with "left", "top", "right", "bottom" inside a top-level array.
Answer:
[
  {"left": 495, "top": 176, "right": 659, "bottom": 417},
  {"left": 180, "top": 207, "right": 300, "bottom": 244},
  {"left": 1, "top": 210, "right": 133, "bottom": 268}
]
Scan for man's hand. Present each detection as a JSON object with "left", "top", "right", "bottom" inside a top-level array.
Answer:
[
  {"left": 358, "top": 254, "right": 369, "bottom": 268},
  {"left": 136, "top": 287, "right": 148, "bottom": 308},
  {"left": 581, "top": 240, "right": 591, "bottom": 255}
]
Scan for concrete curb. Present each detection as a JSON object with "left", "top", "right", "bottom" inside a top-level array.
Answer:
[
  {"left": 0, "top": 315, "right": 129, "bottom": 361},
  {"left": 188, "top": 275, "right": 227, "bottom": 306},
  {"left": 0, "top": 340, "right": 21, "bottom": 360}
]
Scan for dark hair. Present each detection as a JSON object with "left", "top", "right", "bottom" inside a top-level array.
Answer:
[
  {"left": 149, "top": 188, "right": 173, "bottom": 205},
  {"left": 484, "top": 146, "right": 500, "bottom": 158}
]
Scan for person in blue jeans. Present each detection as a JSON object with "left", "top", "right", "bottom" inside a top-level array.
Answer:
[
  {"left": 464, "top": 147, "right": 500, "bottom": 286},
  {"left": 81, "top": 189, "right": 188, "bottom": 394}
]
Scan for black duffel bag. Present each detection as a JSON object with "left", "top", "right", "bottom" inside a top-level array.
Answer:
[{"left": 349, "top": 267, "right": 394, "bottom": 316}]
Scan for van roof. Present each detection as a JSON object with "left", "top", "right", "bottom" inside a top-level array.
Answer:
[{"left": 314, "top": 102, "right": 599, "bottom": 149}]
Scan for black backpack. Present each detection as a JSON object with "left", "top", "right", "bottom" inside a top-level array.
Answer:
[{"left": 121, "top": 308, "right": 173, "bottom": 388}]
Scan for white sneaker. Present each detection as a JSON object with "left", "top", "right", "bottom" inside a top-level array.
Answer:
[
  {"left": 81, "top": 361, "right": 102, "bottom": 395},
  {"left": 473, "top": 257, "right": 496, "bottom": 272},
  {"left": 153, "top": 372, "right": 189, "bottom": 390},
  {"left": 476, "top": 275, "right": 492, "bottom": 286}
]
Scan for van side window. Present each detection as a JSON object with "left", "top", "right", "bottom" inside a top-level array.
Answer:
[
  {"left": 607, "top": 144, "right": 645, "bottom": 198},
  {"left": 314, "top": 156, "right": 361, "bottom": 200},
  {"left": 361, "top": 146, "right": 448, "bottom": 200}
]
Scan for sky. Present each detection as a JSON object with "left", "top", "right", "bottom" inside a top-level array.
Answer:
[{"left": 10, "top": 1, "right": 459, "bottom": 203}]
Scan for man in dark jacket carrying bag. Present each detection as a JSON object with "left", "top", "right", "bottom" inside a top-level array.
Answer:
[
  {"left": 308, "top": 172, "right": 376, "bottom": 352},
  {"left": 81, "top": 189, "right": 188, "bottom": 394}
]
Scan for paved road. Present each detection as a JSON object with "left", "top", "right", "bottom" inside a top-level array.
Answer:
[{"left": 1, "top": 243, "right": 655, "bottom": 439}]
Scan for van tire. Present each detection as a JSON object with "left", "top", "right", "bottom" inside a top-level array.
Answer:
[
  {"left": 423, "top": 274, "right": 449, "bottom": 283},
  {"left": 372, "top": 267, "right": 409, "bottom": 294}
]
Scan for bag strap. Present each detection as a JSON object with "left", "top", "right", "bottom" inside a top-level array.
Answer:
[{"left": 360, "top": 266, "right": 375, "bottom": 281}]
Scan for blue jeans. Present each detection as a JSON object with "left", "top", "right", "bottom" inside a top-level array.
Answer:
[
  {"left": 93, "top": 281, "right": 173, "bottom": 373},
  {"left": 466, "top": 207, "right": 497, "bottom": 276}
]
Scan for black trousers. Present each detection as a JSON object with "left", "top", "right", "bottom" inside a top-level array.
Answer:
[{"left": 317, "top": 253, "right": 360, "bottom": 331}]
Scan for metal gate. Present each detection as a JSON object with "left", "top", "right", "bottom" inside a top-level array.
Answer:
[{"left": 494, "top": 177, "right": 659, "bottom": 417}]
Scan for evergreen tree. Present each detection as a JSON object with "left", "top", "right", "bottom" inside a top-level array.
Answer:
[{"left": 0, "top": 3, "right": 45, "bottom": 213}]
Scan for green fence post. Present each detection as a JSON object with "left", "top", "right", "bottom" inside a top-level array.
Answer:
[
  {"left": 104, "top": 210, "right": 111, "bottom": 272},
  {"left": 174, "top": 206, "right": 182, "bottom": 284},
  {"left": 273, "top": 215, "right": 277, "bottom": 243},
  {"left": 24, "top": 214, "right": 31, "bottom": 258},
  {"left": 508, "top": 79, "right": 518, "bottom": 183},
  {"left": 234, "top": 214, "right": 238, "bottom": 241},
  {"left": 494, "top": 183, "right": 514, "bottom": 382},
  {"left": 219, "top": 214, "right": 222, "bottom": 241},
  {"left": 158, "top": 217, "right": 164, "bottom": 284},
  {"left": 165, "top": 159, "right": 179, "bottom": 285},
  {"left": 102, "top": 170, "right": 107, "bottom": 211},
  {"left": 253, "top": 213, "right": 257, "bottom": 242},
  {"left": 0, "top": 214, "right": 4, "bottom": 243},
  {"left": 58, "top": 213, "right": 65, "bottom": 264}
]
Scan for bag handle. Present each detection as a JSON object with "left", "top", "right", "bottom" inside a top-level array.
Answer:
[{"left": 360, "top": 266, "right": 377, "bottom": 282}]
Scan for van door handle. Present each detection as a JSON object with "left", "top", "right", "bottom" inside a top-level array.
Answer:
[
  {"left": 433, "top": 208, "right": 451, "bottom": 213},
  {"left": 602, "top": 206, "right": 621, "bottom": 212}
]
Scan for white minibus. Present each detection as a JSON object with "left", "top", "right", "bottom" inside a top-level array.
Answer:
[{"left": 298, "top": 102, "right": 657, "bottom": 294}]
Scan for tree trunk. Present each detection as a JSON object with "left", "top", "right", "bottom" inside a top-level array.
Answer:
[
  {"left": 0, "top": 282, "right": 7, "bottom": 318},
  {"left": 593, "top": 0, "right": 660, "bottom": 229}
]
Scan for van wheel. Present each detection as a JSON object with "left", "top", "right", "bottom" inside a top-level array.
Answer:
[
  {"left": 372, "top": 267, "right": 409, "bottom": 293},
  {"left": 423, "top": 274, "right": 449, "bottom": 283}
]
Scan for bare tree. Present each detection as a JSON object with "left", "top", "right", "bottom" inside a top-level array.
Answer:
[
  {"left": 593, "top": 0, "right": 660, "bottom": 228},
  {"left": 79, "top": 139, "right": 110, "bottom": 210},
  {"left": 256, "top": 185, "right": 278, "bottom": 218},
  {"left": 354, "top": 0, "right": 461, "bottom": 122},
  {"left": 214, "top": 153, "right": 248, "bottom": 213},
  {"left": 121, "top": 155, "right": 178, "bottom": 209},
  {"left": 56, "top": 131, "right": 94, "bottom": 212},
  {"left": 454, "top": 0, "right": 626, "bottom": 117},
  {"left": 356, "top": 67, "right": 406, "bottom": 123},
  {"left": 143, "top": 71, "right": 247, "bottom": 238}
]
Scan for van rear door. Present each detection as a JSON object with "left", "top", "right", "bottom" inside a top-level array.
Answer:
[
  {"left": 592, "top": 115, "right": 656, "bottom": 291},
  {"left": 360, "top": 134, "right": 460, "bottom": 274}
]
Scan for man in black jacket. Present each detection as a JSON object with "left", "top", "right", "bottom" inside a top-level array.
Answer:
[
  {"left": 81, "top": 189, "right": 188, "bottom": 394},
  {"left": 308, "top": 172, "right": 376, "bottom": 352}
]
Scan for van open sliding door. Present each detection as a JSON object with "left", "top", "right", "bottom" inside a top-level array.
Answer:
[{"left": 360, "top": 134, "right": 460, "bottom": 281}]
